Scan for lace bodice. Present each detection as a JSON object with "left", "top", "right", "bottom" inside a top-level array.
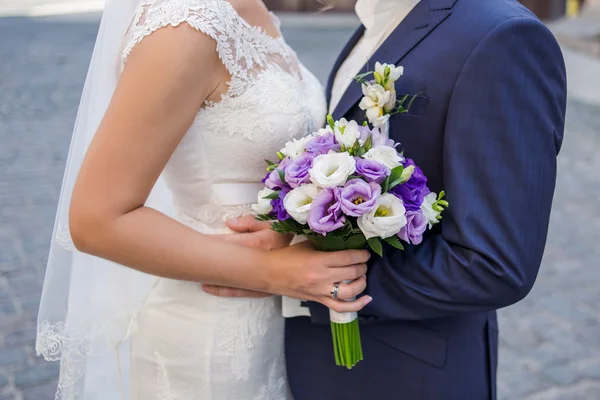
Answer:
[{"left": 122, "top": 0, "right": 326, "bottom": 231}]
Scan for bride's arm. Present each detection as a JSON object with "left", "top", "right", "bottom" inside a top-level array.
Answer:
[{"left": 69, "top": 25, "right": 371, "bottom": 312}]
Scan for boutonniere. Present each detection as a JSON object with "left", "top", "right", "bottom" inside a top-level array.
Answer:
[{"left": 355, "top": 62, "right": 417, "bottom": 129}]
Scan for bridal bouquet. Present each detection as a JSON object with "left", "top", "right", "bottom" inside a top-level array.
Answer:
[{"left": 253, "top": 63, "right": 448, "bottom": 369}]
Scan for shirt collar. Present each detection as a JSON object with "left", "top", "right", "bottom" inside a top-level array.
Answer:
[{"left": 355, "top": 0, "right": 420, "bottom": 36}]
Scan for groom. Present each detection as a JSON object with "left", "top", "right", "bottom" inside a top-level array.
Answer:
[{"left": 208, "top": 0, "right": 567, "bottom": 398}]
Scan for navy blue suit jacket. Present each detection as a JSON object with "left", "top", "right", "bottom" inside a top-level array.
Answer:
[{"left": 285, "top": 1, "right": 566, "bottom": 399}]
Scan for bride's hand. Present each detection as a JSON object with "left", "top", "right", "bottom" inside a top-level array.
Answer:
[
  {"left": 263, "top": 241, "right": 372, "bottom": 313},
  {"left": 202, "top": 216, "right": 292, "bottom": 298}
]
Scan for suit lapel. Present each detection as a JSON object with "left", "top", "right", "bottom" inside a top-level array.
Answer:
[
  {"left": 332, "top": 0, "right": 456, "bottom": 120},
  {"left": 325, "top": 25, "right": 365, "bottom": 107}
]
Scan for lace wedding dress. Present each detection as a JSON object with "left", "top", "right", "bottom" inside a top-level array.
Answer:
[{"left": 120, "top": 0, "right": 325, "bottom": 398}]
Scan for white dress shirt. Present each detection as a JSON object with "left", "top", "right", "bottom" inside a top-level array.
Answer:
[{"left": 329, "top": 0, "right": 421, "bottom": 113}]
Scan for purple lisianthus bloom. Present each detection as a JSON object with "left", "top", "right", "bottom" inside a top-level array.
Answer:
[
  {"left": 358, "top": 125, "right": 396, "bottom": 148},
  {"left": 339, "top": 179, "right": 381, "bottom": 217},
  {"left": 270, "top": 189, "right": 290, "bottom": 221},
  {"left": 307, "top": 188, "right": 345, "bottom": 235},
  {"left": 398, "top": 210, "right": 428, "bottom": 245},
  {"left": 305, "top": 132, "right": 340, "bottom": 155},
  {"left": 355, "top": 157, "right": 390, "bottom": 184},
  {"left": 263, "top": 158, "right": 291, "bottom": 191},
  {"left": 285, "top": 152, "right": 315, "bottom": 188},
  {"left": 390, "top": 158, "right": 428, "bottom": 211}
]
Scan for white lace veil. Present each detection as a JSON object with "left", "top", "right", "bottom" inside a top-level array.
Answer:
[{"left": 37, "top": 0, "right": 173, "bottom": 397}]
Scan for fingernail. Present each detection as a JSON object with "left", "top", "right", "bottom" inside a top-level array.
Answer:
[
  {"left": 362, "top": 274, "right": 367, "bottom": 280},
  {"left": 364, "top": 296, "right": 373, "bottom": 305}
]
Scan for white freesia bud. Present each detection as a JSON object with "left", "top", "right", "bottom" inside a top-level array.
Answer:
[
  {"left": 280, "top": 135, "right": 313, "bottom": 160},
  {"left": 363, "top": 146, "right": 404, "bottom": 170},
  {"left": 284, "top": 184, "right": 319, "bottom": 224},
  {"left": 252, "top": 187, "right": 275, "bottom": 215},
  {"left": 421, "top": 192, "right": 441, "bottom": 228},
  {"left": 309, "top": 152, "right": 356, "bottom": 188},
  {"left": 375, "top": 62, "right": 404, "bottom": 90},
  {"left": 357, "top": 193, "right": 407, "bottom": 239},
  {"left": 333, "top": 118, "right": 360, "bottom": 148},
  {"left": 400, "top": 165, "right": 415, "bottom": 183}
]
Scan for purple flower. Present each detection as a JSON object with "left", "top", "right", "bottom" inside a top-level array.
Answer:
[
  {"left": 307, "top": 188, "right": 346, "bottom": 235},
  {"left": 398, "top": 210, "right": 428, "bottom": 245},
  {"left": 390, "top": 158, "right": 428, "bottom": 211},
  {"left": 305, "top": 132, "right": 340, "bottom": 155},
  {"left": 339, "top": 179, "right": 381, "bottom": 217},
  {"left": 270, "top": 190, "right": 290, "bottom": 221},
  {"left": 355, "top": 157, "right": 390, "bottom": 184},
  {"left": 285, "top": 153, "right": 315, "bottom": 188},
  {"left": 264, "top": 158, "right": 291, "bottom": 191},
  {"left": 358, "top": 125, "right": 396, "bottom": 148}
]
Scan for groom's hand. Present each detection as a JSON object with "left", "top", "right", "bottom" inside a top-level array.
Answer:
[{"left": 202, "top": 215, "right": 293, "bottom": 298}]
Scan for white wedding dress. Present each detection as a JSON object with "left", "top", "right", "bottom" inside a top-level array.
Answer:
[{"left": 119, "top": 0, "right": 325, "bottom": 399}]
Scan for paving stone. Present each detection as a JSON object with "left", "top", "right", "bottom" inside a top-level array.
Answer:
[{"left": 14, "top": 363, "right": 59, "bottom": 389}]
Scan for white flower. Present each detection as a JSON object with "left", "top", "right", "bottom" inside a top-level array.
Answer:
[
  {"left": 363, "top": 146, "right": 404, "bottom": 170},
  {"left": 284, "top": 184, "right": 319, "bottom": 224},
  {"left": 421, "top": 192, "right": 441, "bottom": 228},
  {"left": 375, "top": 62, "right": 404, "bottom": 90},
  {"left": 359, "top": 82, "right": 394, "bottom": 127},
  {"left": 280, "top": 135, "right": 313, "bottom": 160},
  {"left": 315, "top": 126, "right": 334, "bottom": 136},
  {"left": 357, "top": 193, "right": 407, "bottom": 239},
  {"left": 309, "top": 152, "right": 356, "bottom": 188},
  {"left": 333, "top": 118, "right": 360, "bottom": 148},
  {"left": 252, "top": 187, "right": 275, "bottom": 215}
]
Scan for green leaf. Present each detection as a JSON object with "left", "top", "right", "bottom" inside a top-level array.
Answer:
[
  {"left": 387, "top": 165, "right": 405, "bottom": 191},
  {"left": 265, "top": 159, "right": 276, "bottom": 166},
  {"left": 382, "top": 176, "right": 390, "bottom": 193},
  {"left": 255, "top": 214, "right": 273, "bottom": 222},
  {"left": 262, "top": 190, "right": 280, "bottom": 200},
  {"left": 354, "top": 71, "right": 373, "bottom": 82},
  {"left": 345, "top": 234, "right": 367, "bottom": 250},
  {"left": 277, "top": 169, "right": 287, "bottom": 185},
  {"left": 367, "top": 238, "right": 383, "bottom": 257},
  {"left": 384, "top": 235, "right": 405, "bottom": 251}
]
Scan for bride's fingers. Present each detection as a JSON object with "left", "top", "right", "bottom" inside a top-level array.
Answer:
[
  {"left": 226, "top": 215, "right": 270, "bottom": 233},
  {"left": 320, "top": 295, "right": 373, "bottom": 314},
  {"left": 334, "top": 276, "right": 367, "bottom": 301}
]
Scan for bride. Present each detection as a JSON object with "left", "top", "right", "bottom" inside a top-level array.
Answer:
[{"left": 36, "top": 0, "right": 372, "bottom": 398}]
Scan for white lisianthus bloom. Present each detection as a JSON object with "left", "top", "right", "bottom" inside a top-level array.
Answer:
[
  {"left": 363, "top": 146, "right": 404, "bottom": 170},
  {"left": 315, "top": 126, "right": 334, "bottom": 136},
  {"left": 375, "top": 62, "right": 404, "bottom": 90},
  {"left": 309, "top": 152, "right": 356, "bottom": 188},
  {"left": 332, "top": 118, "right": 360, "bottom": 148},
  {"left": 357, "top": 193, "right": 407, "bottom": 239},
  {"left": 421, "top": 192, "right": 441, "bottom": 228},
  {"left": 400, "top": 165, "right": 415, "bottom": 183},
  {"left": 280, "top": 135, "right": 313, "bottom": 160},
  {"left": 251, "top": 187, "right": 275, "bottom": 215},
  {"left": 284, "top": 184, "right": 319, "bottom": 224}
]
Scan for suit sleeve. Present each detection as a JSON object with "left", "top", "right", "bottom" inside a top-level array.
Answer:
[{"left": 309, "top": 17, "right": 567, "bottom": 323}]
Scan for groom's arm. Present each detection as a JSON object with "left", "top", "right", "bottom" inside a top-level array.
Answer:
[{"left": 311, "top": 17, "right": 567, "bottom": 323}]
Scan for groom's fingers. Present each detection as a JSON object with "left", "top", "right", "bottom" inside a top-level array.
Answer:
[
  {"left": 335, "top": 276, "right": 367, "bottom": 301},
  {"left": 226, "top": 215, "right": 270, "bottom": 233},
  {"left": 201, "top": 284, "right": 271, "bottom": 298}
]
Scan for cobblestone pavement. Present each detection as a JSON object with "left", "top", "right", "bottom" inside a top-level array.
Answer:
[{"left": 1, "top": 13, "right": 599, "bottom": 400}]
